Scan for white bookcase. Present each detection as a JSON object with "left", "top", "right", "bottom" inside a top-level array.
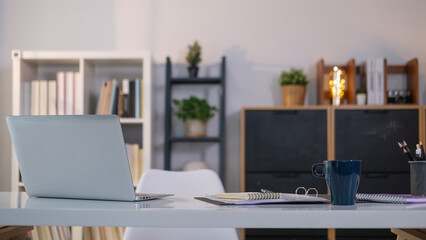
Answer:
[{"left": 11, "top": 50, "right": 153, "bottom": 192}]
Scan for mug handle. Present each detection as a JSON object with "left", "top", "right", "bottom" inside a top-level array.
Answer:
[{"left": 312, "top": 163, "right": 325, "bottom": 178}]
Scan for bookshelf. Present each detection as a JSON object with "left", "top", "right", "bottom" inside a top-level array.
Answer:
[
  {"left": 316, "top": 58, "right": 418, "bottom": 105},
  {"left": 11, "top": 50, "right": 153, "bottom": 193}
]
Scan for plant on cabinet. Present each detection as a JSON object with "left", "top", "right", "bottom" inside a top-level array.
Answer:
[
  {"left": 279, "top": 68, "right": 309, "bottom": 106},
  {"left": 173, "top": 96, "right": 217, "bottom": 137},
  {"left": 356, "top": 88, "right": 367, "bottom": 105},
  {"left": 186, "top": 41, "right": 202, "bottom": 78}
]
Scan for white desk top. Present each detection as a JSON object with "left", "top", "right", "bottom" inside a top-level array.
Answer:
[{"left": 1, "top": 192, "right": 426, "bottom": 228}]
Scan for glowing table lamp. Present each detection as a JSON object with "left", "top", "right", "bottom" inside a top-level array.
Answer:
[{"left": 329, "top": 66, "right": 346, "bottom": 105}]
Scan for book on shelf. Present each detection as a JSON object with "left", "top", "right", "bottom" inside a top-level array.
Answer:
[
  {"left": 96, "top": 82, "right": 107, "bottom": 114},
  {"left": 82, "top": 227, "right": 90, "bottom": 240},
  {"left": 31, "top": 227, "right": 40, "bottom": 240},
  {"left": 104, "top": 81, "right": 113, "bottom": 114},
  {"left": 74, "top": 72, "right": 83, "bottom": 115},
  {"left": 56, "top": 72, "right": 66, "bottom": 115},
  {"left": 117, "top": 84, "right": 124, "bottom": 117},
  {"left": 112, "top": 85, "right": 119, "bottom": 115},
  {"left": 39, "top": 80, "right": 48, "bottom": 115},
  {"left": 71, "top": 226, "right": 82, "bottom": 240},
  {"left": 129, "top": 80, "right": 135, "bottom": 117},
  {"left": 366, "top": 59, "right": 375, "bottom": 105},
  {"left": 122, "top": 78, "right": 130, "bottom": 117},
  {"left": 375, "top": 58, "right": 385, "bottom": 105},
  {"left": 90, "top": 227, "right": 101, "bottom": 240},
  {"left": 109, "top": 79, "right": 118, "bottom": 114},
  {"left": 23, "top": 82, "right": 30, "bottom": 116},
  {"left": 356, "top": 193, "right": 426, "bottom": 204},
  {"left": 51, "top": 225, "right": 60, "bottom": 240},
  {"left": 126, "top": 143, "right": 144, "bottom": 184},
  {"left": 30, "top": 80, "right": 40, "bottom": 115},
  {"left": 48, "top": 80, "right": 57, "bottom": 115},
  {"left": 100, "top": 227, "right": 107, "bottom": 240},
  {"left": 133, "top": 78, "right": 142, "bottom": 118},
  {"left": 135, "top": 78, "right": 140, "bottom": 118},
  {"left": 96, "top": 78, "right": 143, "bottom": 118},
  {"left": 65, "top": 72, "right": 74, "bottom": 115},
  {"left": 140, "top": 78, "right": 144, "bottom": 118},
  {"left": 363, "top": 58, "right": 385, "bottom": 105}
]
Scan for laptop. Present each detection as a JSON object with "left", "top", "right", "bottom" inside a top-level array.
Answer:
[{"left": 7, "top": 115, "right": 172, "bottom": 202}]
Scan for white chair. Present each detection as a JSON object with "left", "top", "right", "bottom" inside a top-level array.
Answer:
[{"left": 123, "top": 169, "right": 239, "bottom": 240}]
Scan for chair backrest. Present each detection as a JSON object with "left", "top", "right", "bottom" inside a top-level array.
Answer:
[
  {"left": 124, "top": 169, "right": 239, "bottom": 240},
  {"left": 135, "top": 169, "right": 225, "bottom": 194}
]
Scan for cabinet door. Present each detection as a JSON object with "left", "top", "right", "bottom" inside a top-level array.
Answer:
[
  {"left": 358, "top": 173, "right": 410, "bottom": 194},
  {"left": 245, "top": 110, "right": 328, "bottom": 172},
  {"left": 246, "top": 173, "right": 328, "bottom": 194},
  {"left": 335, "top": 109, "right": 418, "bottom": 173}
]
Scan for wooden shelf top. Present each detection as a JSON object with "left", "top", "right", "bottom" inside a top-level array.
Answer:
[{"left": 241, "top": 105, "right": 422, "bottom": 111}]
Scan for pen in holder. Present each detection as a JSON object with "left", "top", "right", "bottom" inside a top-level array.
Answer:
[{"left": 409, "top": 161, "right": 426, "bottom": 196}]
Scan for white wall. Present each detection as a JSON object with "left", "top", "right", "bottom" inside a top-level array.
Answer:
[{"left": 1, "top": 0, "right": 425, "bottom": 191}]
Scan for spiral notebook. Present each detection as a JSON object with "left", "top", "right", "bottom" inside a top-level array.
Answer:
[
  {"left": 356, "top": 193, "right": 426, "bottom": 204},
  {"left": 195, "top": 192, "right": 329, "bottom": 205}
]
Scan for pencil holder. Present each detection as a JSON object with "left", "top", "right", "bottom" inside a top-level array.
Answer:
[{"left": 409, "top": 161, "right": 426, "bottom": 196}]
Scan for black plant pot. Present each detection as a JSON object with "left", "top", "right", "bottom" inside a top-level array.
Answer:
[{"left": 188, "top": 66, "right": 199, "bottom": 78}]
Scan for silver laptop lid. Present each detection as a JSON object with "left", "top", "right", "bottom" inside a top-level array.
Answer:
[{"left": 7, "top": 115, "right": 136, "bottom": 201}]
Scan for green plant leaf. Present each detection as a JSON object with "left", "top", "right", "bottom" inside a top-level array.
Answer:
[
  {"left": 186, "top": 41, "right": 202, "bottom": 67},
  {"left": 172, "top": 95, "right": 218, "bottom": 122},
  {"left": 279, "top": 67, "right": 309, "bottom": 86}
]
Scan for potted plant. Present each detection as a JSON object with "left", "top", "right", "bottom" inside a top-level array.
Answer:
[
  {"left": 173, "top": 96, "right": 217, "bottom": 137},
  {"left": 279, "top": 68, "right": 309, "bottom": 106},
  {"left": 186, "top": 41, "right": 202, "bottom": 78},
  {"left": 356, "top": 88, "right": 367, "bottom": 105}
]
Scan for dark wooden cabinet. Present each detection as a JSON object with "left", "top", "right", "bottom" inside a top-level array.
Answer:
[
  {"left": 241, "top": 107, "right": 330, "bottom": 240},
  {"left": 241, "top": 105, "right": 423, "bottom": 240}
]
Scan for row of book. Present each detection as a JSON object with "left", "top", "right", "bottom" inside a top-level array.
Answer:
[
  {"left": 97, "top": 78, "right": 143, "bottom": 118},
  {"left": 30, "top": 72, "right": 83, "bottom": 115},
  {"left": 79, "top": 227, "right": 125, "bottom": 240},
  {"left": 363, "top": 58, "right": 385, "bottom": 105},
  {"left": 30, "top": 226, "right": 71, "bottom": 240},
  {"left": 30, "top": 226, "right": 125, "bottom": 240},
  {"left": 126, "top": 143, "right": 144, "bottom": 185}
]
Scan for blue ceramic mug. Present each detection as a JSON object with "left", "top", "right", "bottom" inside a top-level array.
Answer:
[{"left": 312, "top": 160, "right": 361, "bottom": 205}]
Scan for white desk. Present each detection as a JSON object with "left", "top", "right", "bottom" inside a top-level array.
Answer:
[{"left": 1, "top": 192, "right": 426, "bottom": 229}]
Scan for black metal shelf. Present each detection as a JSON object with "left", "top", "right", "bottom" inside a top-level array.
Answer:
[
  {"left": 170, "top": 137, "right": 221, "bottom": 142},
  {"left": 171, "top": 77, "right": 222, "bottom": 84},
  {"left": 164, "top": 56, "right": 226, "bottom": 184}
]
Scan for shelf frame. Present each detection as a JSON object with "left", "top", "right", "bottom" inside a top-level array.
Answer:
[
  {"left": 317, "top": 58, "right": 419, "bottom": 105},
  {"left": 170, "top": 77, "right": 222, "bottom": 84},
  {"left": 164, "top": 57, "right": 226, "bottom": 184},
  {"left": 11, "top": 50, "right": 153, "bottom": 192},
  {"left": 170, "top": 137, "right": 221, "bottom": 142}
]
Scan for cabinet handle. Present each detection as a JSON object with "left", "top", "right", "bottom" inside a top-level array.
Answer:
[
  {"left": 272, "top": 111, "right": 298, "bottom": 115},
  {"left": 364, "top": 173, "right": 390, "bottom": 178},
  {"left": 364, "top": 110, "right": 389, "bottom": 114}
]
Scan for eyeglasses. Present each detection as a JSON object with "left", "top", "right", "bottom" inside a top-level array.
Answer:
[
  {"left": 261, "top": 187, "right": 319, "bottom": 197},
  {"left": 295, "top": 187, "right": 319, "bottom": 197}
]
